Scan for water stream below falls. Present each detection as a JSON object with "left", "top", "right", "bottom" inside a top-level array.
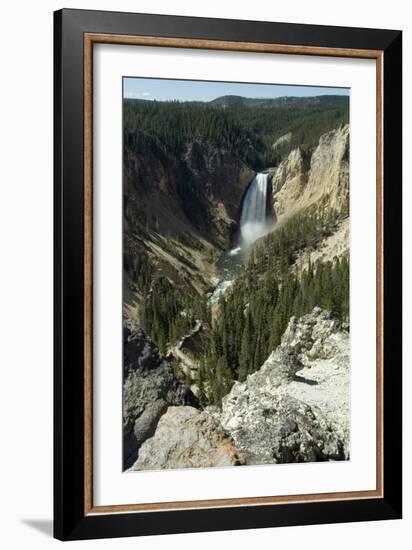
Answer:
[{"left": 209, "top": 171, "right": 274, "bottom": 304}]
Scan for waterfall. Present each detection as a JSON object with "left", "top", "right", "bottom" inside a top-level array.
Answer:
[
  {"left": 209, "top": 171, "right": 274, "bottom": 304},
  {"left": 240, "top": 172, "right": 271, "bottom": 247}
]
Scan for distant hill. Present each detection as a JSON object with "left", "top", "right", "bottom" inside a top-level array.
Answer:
[
  {"left": 209, "top": 94, "right": 348, "bottom": 109},
  {"left": 209, "top": 95, "right": 249, "bottom": 107}
]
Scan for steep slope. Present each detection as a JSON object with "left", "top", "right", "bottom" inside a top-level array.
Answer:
[
  {"left": 293, "top": 217, "right": 350, "bottom": 271},
  {"left": 271, "top": 124, "right": 349, "bottom": 222},
  {"left": 123, "top": 318, "right": 199, "bottom": 469},
  {"left": 124, "top": 136, "right": 255, "bottom": 320}
]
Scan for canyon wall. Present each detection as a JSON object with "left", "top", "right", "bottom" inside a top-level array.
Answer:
[
  {"left": 271, "top": 124, "right": 349, "bottom": 222},
  {"left": 124, "top": 138, "right": 255, "bottom": 319}
]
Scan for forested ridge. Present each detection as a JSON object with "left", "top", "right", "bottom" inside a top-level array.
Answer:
[
  {"left": 124, "top": 95, "right": 348, "bottom": 169},
  {"left": 124, "top": 99, "right": 264, "bottom": 169},
  {"left": 145, "top": 277, "right": 210, "bottom": 354}
]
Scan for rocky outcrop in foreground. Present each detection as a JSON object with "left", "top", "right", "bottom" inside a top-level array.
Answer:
[
  {"left": 220, "top": 308, "right": 349, "bottom": 464},
  {"left": 123, "top": 318, "right": 198, "bottom": 469},
  {"left": 126, "top": 308, "right": 350, "bottom": 471},
  {"left": 129, "top": 406, "right": 244, "bottom": 471}
]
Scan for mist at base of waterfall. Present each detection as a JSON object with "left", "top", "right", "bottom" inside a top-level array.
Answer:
[{"left": 240, "top": 220, "right": 273, "bottom": 249}]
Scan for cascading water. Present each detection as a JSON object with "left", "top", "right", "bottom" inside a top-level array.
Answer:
[
  {"left": 240, "top": 172, "right": 271, "bottom": 247},
  {"left": 209, "top": 171, "right": 274, "bottom": 304}
]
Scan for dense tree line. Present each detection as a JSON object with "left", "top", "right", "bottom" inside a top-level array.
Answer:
[
  {"left": 124, "top": 246, "right": 153, "bottom": 294},
  {"left": 124, "top": 96, "right": 349, "bottom": 170},
  {"left": 145, "top": 276, "right": 210, "bottom": 353},
  {"left": 224, "top": 98, "right": 349, "bottom": 167},
  {"left": 124, "top": 99, "right": 264, "bottom": 169},
  {"left": 197, "top": 256, "right": 349, "bottom": 407},
  {"left": 251, "top": 205, "right": 344, "bottom": 275}
]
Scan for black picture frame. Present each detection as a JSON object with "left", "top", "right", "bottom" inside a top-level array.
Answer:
[{"left": 54, "top": 8, "right": 402, "bottom": 541}]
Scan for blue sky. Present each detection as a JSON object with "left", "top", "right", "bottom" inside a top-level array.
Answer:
[{"left": 123, "top": 77, "right": 349, "bottom": 102}]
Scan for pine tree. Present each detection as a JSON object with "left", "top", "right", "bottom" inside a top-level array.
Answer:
[{"left": 238, "top": 307, "right": 253, "bottom": 382}]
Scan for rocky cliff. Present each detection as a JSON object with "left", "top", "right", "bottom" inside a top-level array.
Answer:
[
  {"left": 271, "top": 124, "right": 349, "bottom": 222},
  {"left": 123, "top": 318, "right": 198, "bottom": 469},
  {"left": 126, "top": 308, "right": 349, "bottom": 471}
]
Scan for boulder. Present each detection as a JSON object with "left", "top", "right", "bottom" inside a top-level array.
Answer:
[
  {"left": 123, "top": 318, "right": 198, "bottom": 469},
  {"left": 129, "top": 406, "right": 244, "bottom": 471},
  {"left": 221, "top": 389, "right": 344, "bottom": 465}
]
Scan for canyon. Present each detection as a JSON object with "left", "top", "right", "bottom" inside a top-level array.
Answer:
[{"left": 122, "top": 94, "right": 350, "bottom": 471}]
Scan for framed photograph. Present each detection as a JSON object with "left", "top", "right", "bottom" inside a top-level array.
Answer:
[{"left": 54, "top": 8, "right": 402, "bottom": 541}]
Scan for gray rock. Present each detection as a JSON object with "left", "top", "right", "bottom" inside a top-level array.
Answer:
[
  {"left": 129, "top": 406, "right": 244, "bottom": 471},
  {"left": 280, "top": 307, "right": 344, "bottom": 367},
  {"left": 220, "top": 308, "right": 349, "bottom": 464},
  {"left": 239, "top": 308, "right": 342, "bottom": 393},
  {"left": 123, "top": 319, "right": 198, "bottom": 469},
  {"left": 132, "top": 399, "right": 168, "bottom": 452},
  {"left": 221, "top": 390, "right": 344, "bottom": 464}
]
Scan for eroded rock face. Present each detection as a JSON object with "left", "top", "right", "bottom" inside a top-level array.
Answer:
[
  {"left": 221, "top": 391, "right": 344, "bottom": 464},
  {"left": 306, "top": 125, "right": 349, "bottom": 214},
  {"left": 183, "top": 141, "right": 255, "bottom": 235},
  {"left": 123, "top": 319, "right": 198, "bottom": 469},
  {"left": 129, "top": 406, "right": 244, "bottom": 471},
  {"left": 272, "top": 125, "right": 349, "bottom": 221},
  {"left": 220, "top": 308, "right": 349, "bottom": 464},
  {"left": 123, "top": 137, "right": 255, "bottom": 311},
  {"left": 280, "top": 307, "right": 344, "bottom": 367},
  {"left": 293, "top": 218, "right": 350, "bottom": 271},
  {"left": 272, "top": 131, "right": 292, "bottom": 152},
  {"left": 271, "top": 147, "right": 308, "bottom": 196}
]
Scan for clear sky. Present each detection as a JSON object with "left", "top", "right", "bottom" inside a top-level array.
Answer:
[{"left": 123, "top": 77, "right": 349, "bottom": 102}]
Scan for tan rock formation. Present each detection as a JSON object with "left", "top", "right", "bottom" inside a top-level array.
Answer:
[
  {"left": 129, "top": 406, "right": 244, "bottom": 470},
  {"left": 272, "top": 125, "right": 349, "bottom": 222}
]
